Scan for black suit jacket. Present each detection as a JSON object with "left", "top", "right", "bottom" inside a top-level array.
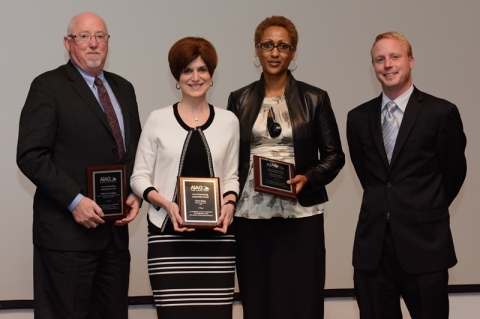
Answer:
[
  {"left": 346, "top": 87, "right": 466, "bottom": 274},
  {"left": 17, "top": 61, "right": 142, "bottom": 251}
]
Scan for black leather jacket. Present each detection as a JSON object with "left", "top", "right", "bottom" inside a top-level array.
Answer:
[{"left": 227, "top": 72, "right": 345, "bottom": 207}]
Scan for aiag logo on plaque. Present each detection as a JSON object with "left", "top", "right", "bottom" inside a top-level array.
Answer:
[
  {"left": 190, "top": 185, "right": 210, "bottom": 192},
  {"left": 100, "top": 176, "right": 117, "bottom": 183},
  {"left": 266, "top": 162, "right": 284, "bottom": 170}
]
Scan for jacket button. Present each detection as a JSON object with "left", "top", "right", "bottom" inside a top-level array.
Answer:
[
  {"left": 386, "top": 183, "right": 392, "bottom": 188},
  {"left": 112, "top": 148, "right": 117, "bottom": 154},
  {"left": 381, "top": 212, "right": 385, "bottom": 217}
]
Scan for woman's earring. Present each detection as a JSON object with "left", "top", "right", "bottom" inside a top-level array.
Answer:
[
  {"left": 288, "top": 59, "right": 298, "bottom": 72},
  {"left": 176, "top": 83, "right": 181, "bottom": 90},
  {"left": 253, "top": 56, "right": 261, "bottom": 68},
  {"left": 210, "top": 81, "right": 214, "bottom": 87}
]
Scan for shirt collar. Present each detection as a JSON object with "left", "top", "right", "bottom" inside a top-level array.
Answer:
[
  {"left": 70, "top": 60, "right": 106, "bottom": 89},
  {"left": 381, "top": 85, "right": 414, "bottom": 113}
]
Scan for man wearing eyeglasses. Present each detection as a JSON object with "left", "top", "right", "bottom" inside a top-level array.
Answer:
[{"left": 17, "top": 12, "right": 142, "bottom": 319}]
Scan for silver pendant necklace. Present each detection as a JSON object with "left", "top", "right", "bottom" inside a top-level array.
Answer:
[{"left": 179, "top": 103, "right": 208, "bottom": 121}]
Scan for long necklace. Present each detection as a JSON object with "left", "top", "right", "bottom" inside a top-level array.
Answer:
[{"left": 179, "top": 103, "right": 208, "bottom": 121}]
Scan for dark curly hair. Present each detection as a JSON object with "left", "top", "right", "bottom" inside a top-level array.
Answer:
[{"left": 254, "top": 16, "right": 298, "bottom": 48}]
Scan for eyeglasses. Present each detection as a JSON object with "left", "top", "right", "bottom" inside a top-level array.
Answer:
[
  {"left": 68, "top": 33, "right": 110, "bottom": 43},
  {"left": 257, "top": 42, "right": 294, "bottom": 53},
  {"left": 267, "top": 108, "right": 282, "bottom": 138}
]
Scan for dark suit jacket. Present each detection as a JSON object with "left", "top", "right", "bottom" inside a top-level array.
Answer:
[
  {"left": 17, "top": 61, "right": 142, "bottom": 251},
  {"left": 346, "top": 87, "right": 466, "bottom": 274}
]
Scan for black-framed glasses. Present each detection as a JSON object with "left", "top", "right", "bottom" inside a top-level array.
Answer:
[
  {"left": 68, "top": 33, "right": 110, "bottom": 43},
  {"left": 257, "top": 42, "right": 294, "bottom": 53},
  {"left": 267, "top": 108, "right": 282, "bottom": 138}
]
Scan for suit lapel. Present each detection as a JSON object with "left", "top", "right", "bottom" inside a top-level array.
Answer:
[
  {"left": 65, "top": 61, "right": 112, "bottom": 135},
  {"left": 389, "top": 87, "right": 423, "bottom": 166},
  {"left": 368, "top": 94, "right": 390, "bottom": 167}
]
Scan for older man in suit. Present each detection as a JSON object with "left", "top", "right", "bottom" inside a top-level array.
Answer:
[
  {"left": 347, "top": 32, "right": 467, "bottom": 319},
  {"left": 17, "top": 12, "right": 142, "bottom": 319}
]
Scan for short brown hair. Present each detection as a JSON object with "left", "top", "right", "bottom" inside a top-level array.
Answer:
[
  {"left": 371, "top": 31, "right": 412, "bottom": 60},
  {"left": 168, "top": 37, "right": 218, "bottom": 81},
  {"left": 254, "top": 16, "right": 298, "bottom": 48}
]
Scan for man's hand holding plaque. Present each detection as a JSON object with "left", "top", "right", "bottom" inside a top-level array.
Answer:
[
  {"left": 86, "top": 165, "right": 127, "bottom": 221},
  {"left": 253, "top": 155, "right": 296, "bottom": 200}
]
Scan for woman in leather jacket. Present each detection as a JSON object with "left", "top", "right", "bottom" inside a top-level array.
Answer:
[{"left": 227, "top": 16, "right": 345, "bottom": 319}]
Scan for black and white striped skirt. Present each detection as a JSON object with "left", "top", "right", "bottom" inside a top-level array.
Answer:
[{"left": 147, "top": 220, "right": 236, "bottom": 319}]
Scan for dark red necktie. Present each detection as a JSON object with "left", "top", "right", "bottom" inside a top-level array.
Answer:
[{"left": 94, "top": 77, "right": 125, "bottom": 160}]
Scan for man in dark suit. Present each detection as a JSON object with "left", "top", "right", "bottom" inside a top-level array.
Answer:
[
  {"left": 16, "top": 12, "right": 142, "bottom": 319},
  {"left": 347, "top": 31, "right": 467, "bottom": 319}
]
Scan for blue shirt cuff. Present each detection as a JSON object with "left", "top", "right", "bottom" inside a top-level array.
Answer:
[{"left": 68, "top": 194, "right": 84, "bottom": 212}]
